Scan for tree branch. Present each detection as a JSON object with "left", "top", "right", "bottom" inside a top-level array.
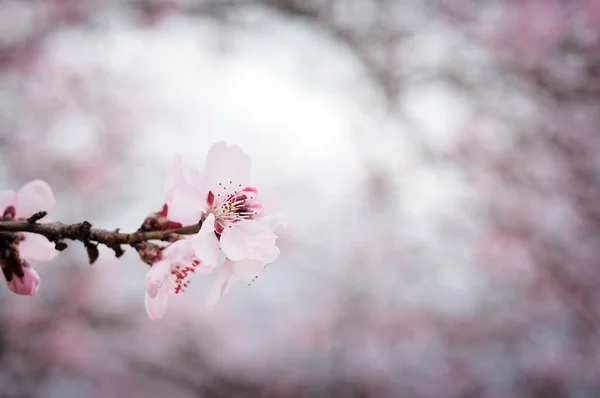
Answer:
[
  {"left": 0, "top": 220, "right": 201, "bottom": 244},
  {"left": 0, "top": 219, "right": 202, "bottom": 263}
]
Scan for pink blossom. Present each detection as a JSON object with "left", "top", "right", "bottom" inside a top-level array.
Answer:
[
  {"left": 167, "top": 142, "right": 283, "bottom": 263},
  {"left": 145, "top": 237, "right": 211, "bottom": 321},
  {"left": 0, "top": 180, "right": 59, "bottom": 295},
  {"left": 6, "top": 265, "right": 41, "bottom": 296},
  {"left": 205, "top": 213, "right": 288, "bottom": 309},
  {"left": 588, "top": 0, "right": 600, "bottom": 35},
  {"left": 163, "top": 142, "right": 288, "bottom": 307},
  {"left": 204, "top": 258, "right": 258, "bottom": 309}
]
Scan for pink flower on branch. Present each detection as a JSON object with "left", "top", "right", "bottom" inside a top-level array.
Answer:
[
  {"left": 6, "top": 264, "right": 41, "bottom": 296},
  {"left": 205, "top": 212, "right": 288, "bottom": 308},
  {"left": 145, "top": 237, "right": 211, "bottom": 321},
  {"left": 0, "top": 180, "right": 58, "bottom": 296},
  {"left": 163, "top": 142, "right": 287, "bottom": 307},
  {"left": 0, "top": 143, "right": 288, "bottom": 316}
]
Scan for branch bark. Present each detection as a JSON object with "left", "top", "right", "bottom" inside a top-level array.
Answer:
[
  {"left": 0, "top": 215, "right": 202, "bottom": 264},
  {"left": 0, "top": 220, "right": 201, "bottom": 244}
]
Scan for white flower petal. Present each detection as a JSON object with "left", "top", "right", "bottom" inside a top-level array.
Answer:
[
  {"left": 220, "top": 220, "right": 278, "bottom": 262},
  {"left": 145, "top": 287, "right": 169, "bottom": 321},
  {"left": 205, "top": 260, "right": 234, "bottom": 310},
  {"left": 19, "top": 233, "right": 59, "bottom": 262},
  {"left": 231, "top": 258, "right": 269, "bottom": 282},
  {"left": 260, "top": 213, "right": 290, "bottom": 232},
  {"left": 146, "top": 260, "right": 171, "bottom": 284},
  {"left": 204, "top": 142, "right": 251, "bottom": 195},
  {"left": 162, "top": 238, "right": 195, "bottom": 263},
  {"left": 191, "top": 214, "right": 220, "bottom": 268},
  {"left": 15, "top": 180, "right": 55, "bottom": 219},
  {"left": 167, "top": 186, "right": 204, "bottom": 225},
  {"left": 146, "top": 281, "right": 161, "bottom": 299}
]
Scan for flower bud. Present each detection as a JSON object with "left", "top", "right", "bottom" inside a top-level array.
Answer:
[{"left": 6, "top": 266, "right": 40, "bottom": 296}]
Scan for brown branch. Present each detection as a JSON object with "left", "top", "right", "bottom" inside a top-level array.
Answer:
[
  {"left": 26, "top": 211, "right": 48, "bottom": 224},
  {"left": 0, "top": 220, "right": 201, "bottom": 244},
  {"left": 0, "top": 219, "right": 202, "bottom": 264}
]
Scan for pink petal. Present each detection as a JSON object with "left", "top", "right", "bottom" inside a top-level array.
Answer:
[
  {"left": 191, "top": 214, "right": 221, "bottom": 269},
  {"left": 146, "top": 259, "right": 171, "bottom": 285},
  {"left": 194, "top": 263, "right": 216, "bottom": 274},
  {"left": 19, "top": 233, "right": 59, "bottom": 261},
  {"left": 145, "top": 287, "right": 169, "bottom": 321},
  {"left": 220, "top": 220, "right": 279, "bottom": 262},
  {"left": 245, "top": 202, "right": 265, "bottom": 216},
  {"left": 237, "top": 186, "right": 258, "bottom": 200},
  {"left": 15, "top": 180, "right": 56, "bottom": 219},
  {"left": 260, "top": 213, "right": 290, "bottom": 232},
  {"left": 231, "top": 258, "right": 269, "bottom": 282},
  {"left": 162, "top": 238, "right": 195, "bottom": 263},
  {"left": 161, "top": 238, "right": 212, "bottom": 273},
  {"left": 164, "top": 156, "right": 207, "bottom": 226},
  {"left": 145, "top": 260, "right": 171, "bottom": 320},
  {"left": 0, "top": 189, "right": 16, "bottom": 212},
  {"left": 6, "top": 267, "right": 41, "bottom": 296},
  {"left": 146, "top": 280, "right": 162, "bottom": 299},
  {"left": 262, "top": 244, "right": 280, "bottom": 264},
  {"left": 204, "top": 142, "right": 251, "bottom": 196},
  {"left": 205, "top": 260, "right": 234, "bottom": 310},
  {"left": 182, "top": 163, "right": 205, "bottom": 188},
  {"left": 167, "top": 186, "right": 204, "bottom": 225}
]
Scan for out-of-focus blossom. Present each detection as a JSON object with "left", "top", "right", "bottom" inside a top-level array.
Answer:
[
  {"left": 0, "top": 180, "right": 59, "bottom": 295},
  {"left": 6, "top": 264, "right": 41, "bottom": 296},
  {"left": 0, "top": 180, "right": 59, "bottom": 260},
  {"left": 145, "top": 237, "right": 212, "bottom": 321}
]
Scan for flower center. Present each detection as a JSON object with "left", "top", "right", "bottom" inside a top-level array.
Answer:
[{"left": 206, "top": 185, "right": 262, "bottom": 233}]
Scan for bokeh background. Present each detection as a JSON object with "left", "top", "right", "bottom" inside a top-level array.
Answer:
[{"left": 1, "top": 0, "right": 600, "bottom": 397}]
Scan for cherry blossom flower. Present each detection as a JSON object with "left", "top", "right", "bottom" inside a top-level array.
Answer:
[
  {"left": 6, "top": 265, "right": 41, "bottom": 296},
  {"left": 163, "top": 142, "right": 288, "bottom": 308},
  {"left": 205, "top": 213, "right": 288, "bottom": 309},
  {"left": 166, "top": 142, "right": 281, "bottom": 262},
  {"left": 145, "top": 237, "right": 212, "bottom": 321},
  {"left": 0, "top": 180, "right": 58, "bottom": 295}
]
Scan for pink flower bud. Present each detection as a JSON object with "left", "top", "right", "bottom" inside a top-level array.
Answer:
[
  {"left": 7, "top": 267, "right": 41, "bottom": 296},
  {"left": 2, "top": 205, "right": 15, "bottom": 219}
]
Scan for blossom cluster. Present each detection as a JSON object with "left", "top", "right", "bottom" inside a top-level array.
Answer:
[
  {"left": 0, "top": 142, "right": 287, "bottom": 320},
  {"left": 0, "top": 180, "right": 58, "bottom": 296}
]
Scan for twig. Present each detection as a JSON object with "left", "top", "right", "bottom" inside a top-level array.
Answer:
[
  {"left": 0, "top": 220, "right": 202, "bottom": 264},
  {"left": 0, "top": 220, "right": 201, "bottom": 245},
  {"left": 26, "top": 211, "right": 48, "bottom": 224}
]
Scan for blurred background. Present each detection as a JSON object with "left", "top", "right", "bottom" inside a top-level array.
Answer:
[{"left": 1, "top": 0, "right": 600, "bottom": 397}]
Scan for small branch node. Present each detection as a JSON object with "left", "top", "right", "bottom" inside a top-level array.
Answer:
[
  {"left": 26, "top": 211, "right": 47, "bottom": 224},
  {"left": 54, "top": 241, "right": 68, "bottom": 251},
  {"left": 79, "top": 221, "right": 92, "bottom": 238},
  {"left": 85, "top": 241, "right": 100, "bottom": 265},
  {"left": 112, "top": 245, "right": 125, "bottom": 258}
]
